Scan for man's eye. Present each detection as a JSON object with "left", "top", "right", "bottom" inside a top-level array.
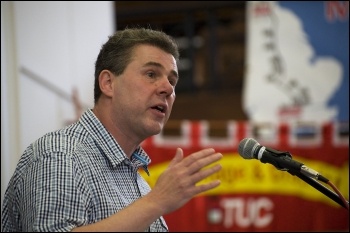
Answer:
[
  {"left": 147, "top": 72, "right": 155, "bottom": 78},
  {"left": 169, "top": 79, "right": 177, "bottom": 86}
]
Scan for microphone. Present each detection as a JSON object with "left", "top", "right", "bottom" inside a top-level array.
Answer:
[{"left": 238, "top": 138, "right": 323, "bottom": 180}]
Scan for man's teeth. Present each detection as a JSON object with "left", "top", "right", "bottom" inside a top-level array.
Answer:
[{"left": 156, "top": 106, "right": 164, "bottom": 112}]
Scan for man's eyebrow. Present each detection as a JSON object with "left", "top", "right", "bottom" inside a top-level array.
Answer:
[{"left": 143, "top": 61, "right": 179, "bottom": 79}]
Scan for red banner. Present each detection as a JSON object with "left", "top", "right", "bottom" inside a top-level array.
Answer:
[{"left": 140, "top": 121, "right": 349, "bottom": 231}]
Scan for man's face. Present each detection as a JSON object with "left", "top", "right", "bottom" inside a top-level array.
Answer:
[{"left": 111, "top": 44, "right": 179, "bottom": 140}]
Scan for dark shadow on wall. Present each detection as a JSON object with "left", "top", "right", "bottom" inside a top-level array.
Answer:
[{"left": 114, "top": 1, "right": 248, "bottom": 122}]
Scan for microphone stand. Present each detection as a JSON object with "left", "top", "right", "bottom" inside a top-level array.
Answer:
[
  {"left": 287, "top": 169, "right": 349, "bottom": 210},
  {"left": 261, "top": 148, "right": 348, "bottom": 210}
]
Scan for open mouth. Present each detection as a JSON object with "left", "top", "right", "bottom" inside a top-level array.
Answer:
[{"left": 152, "top": 105, "right": 165, "bottom": 113}]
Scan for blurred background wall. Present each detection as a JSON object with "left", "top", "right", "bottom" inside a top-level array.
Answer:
[
  {"left": 1, "top": 1, "right": 349, "bottom": 232},
  {"left": 1, "top": 0, "right": 115, "bottom": 215}
]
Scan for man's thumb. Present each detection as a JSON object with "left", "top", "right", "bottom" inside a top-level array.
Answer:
[{"left": 168, "top": 148, "right": 183, "bottom": 168}]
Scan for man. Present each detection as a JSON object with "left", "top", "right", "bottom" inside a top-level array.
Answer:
[{"left": 2, "top": 28, "right": 222, "bottom": 232}]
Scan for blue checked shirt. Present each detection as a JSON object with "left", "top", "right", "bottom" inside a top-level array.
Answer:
[{"left": 1, "top": 109, "right": 168, "bottom": 232}]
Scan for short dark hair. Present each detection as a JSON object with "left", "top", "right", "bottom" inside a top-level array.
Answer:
[{"left": 94, "top": 27, "right": 180, "bottom": 103}]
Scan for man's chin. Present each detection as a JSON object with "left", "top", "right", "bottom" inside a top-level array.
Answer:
[{"left": 145, "top": 122, "right": 163, "bottom": 136}]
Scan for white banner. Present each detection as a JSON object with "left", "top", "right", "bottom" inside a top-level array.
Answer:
[{"left": 244, "top": 1, "right": 349, "bottom": 123}]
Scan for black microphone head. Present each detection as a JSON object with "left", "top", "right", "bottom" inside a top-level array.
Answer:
[{"left": 238, "top": 138, "right": 260, "bottom": 159}]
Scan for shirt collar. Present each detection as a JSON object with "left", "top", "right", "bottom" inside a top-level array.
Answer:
[{"left": 79, "top": 109, "right": 151, "bottom": 173}]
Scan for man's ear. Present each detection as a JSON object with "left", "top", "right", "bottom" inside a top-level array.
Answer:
[{"left": 99, "top": 70, "right": 114, "bottom": 98}]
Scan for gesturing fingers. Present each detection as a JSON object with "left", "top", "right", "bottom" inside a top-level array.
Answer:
[
  {"left": 177, "top": 157, "right": 222, "bottom": 197},
  {"left": 182, "top": 149, "right": 222, "bottom": 175},
  {"left": 152, "top": 148, "right": 223, "bottom": 213},
  {"left": 180, "top": 148, "right": 216, "bottom": 167}
]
